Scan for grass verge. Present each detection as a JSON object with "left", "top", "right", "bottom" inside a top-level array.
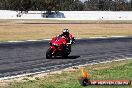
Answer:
[
  {"left": 1, "top": 59, "right": 132, "bottom": 88},
  {"left": 0, "top": 20, "right": 132, "bottom": 42}
]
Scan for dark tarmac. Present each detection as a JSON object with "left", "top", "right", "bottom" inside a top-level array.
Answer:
[{"left": 0, "top": 37, "right": 132, "bottom": 78}]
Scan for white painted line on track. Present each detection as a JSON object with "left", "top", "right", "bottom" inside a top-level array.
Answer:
[{"left": 7, "top": 41, "right": 25, "bottom": 43}]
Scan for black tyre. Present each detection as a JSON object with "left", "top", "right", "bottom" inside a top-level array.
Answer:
[
  {"left": 62, "top": 53, "right": 69, "bottom": 58},
  {"left": 46, "top": 48, "right": 52, "bottom": 59},
  {"left": 62, "top": 47, "right": 70, "bottom": 58}
]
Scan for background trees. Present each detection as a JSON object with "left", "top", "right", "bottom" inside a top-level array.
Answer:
[{"left": 0, "top": 0, "right": 131, "bottom": 11}]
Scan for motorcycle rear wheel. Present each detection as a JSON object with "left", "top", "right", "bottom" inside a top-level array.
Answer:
[{"left": 46, "top": 48, "right": 52, "bottom": 59}]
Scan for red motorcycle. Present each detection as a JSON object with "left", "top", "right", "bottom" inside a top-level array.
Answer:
[{"left": 46, "top": 36, "right": 75, "bottom": 59}]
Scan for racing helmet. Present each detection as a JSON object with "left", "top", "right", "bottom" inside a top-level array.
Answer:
[{"left": 62, "top": 29, "right": 69, "bottom": 35}]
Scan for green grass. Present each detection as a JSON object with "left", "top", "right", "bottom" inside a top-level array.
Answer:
[{"left": 2, "top": 59, "right": 132, "bottom": 88}]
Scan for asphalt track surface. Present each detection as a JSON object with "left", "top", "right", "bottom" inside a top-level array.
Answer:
[{"left": 0, "top": 37, "right": 132, "bottom": 78}]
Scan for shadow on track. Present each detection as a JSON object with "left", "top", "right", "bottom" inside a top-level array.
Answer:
[{"left": 47, "top": 55, "right": 80, "bottom": 59}]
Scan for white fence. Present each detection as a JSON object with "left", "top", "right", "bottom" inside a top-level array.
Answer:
[{"left": 0, "top": 10, "right": 132, "bottom": 20}]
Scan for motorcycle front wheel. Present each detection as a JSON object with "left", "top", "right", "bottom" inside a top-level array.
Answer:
[
  {"left": 62, "top": 47, "right": 70, "bottom": 58},
  {"left": 46, "top": 48, "right": 52, "bottom": 59}
]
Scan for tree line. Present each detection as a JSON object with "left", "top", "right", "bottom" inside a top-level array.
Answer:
[{"left": 0, "top": 0, "right": 132, "bottom": 11}]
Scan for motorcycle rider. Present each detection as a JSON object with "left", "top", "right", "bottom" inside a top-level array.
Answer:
[
  {"left": 55, "top": 29, "right": 74, "bottom": 44},
  {"left": 46, "top": 29, "right": 75, "bottom": 58},
  {"left": 51, "top": 29, "right": 74, "bottom": 51}
]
